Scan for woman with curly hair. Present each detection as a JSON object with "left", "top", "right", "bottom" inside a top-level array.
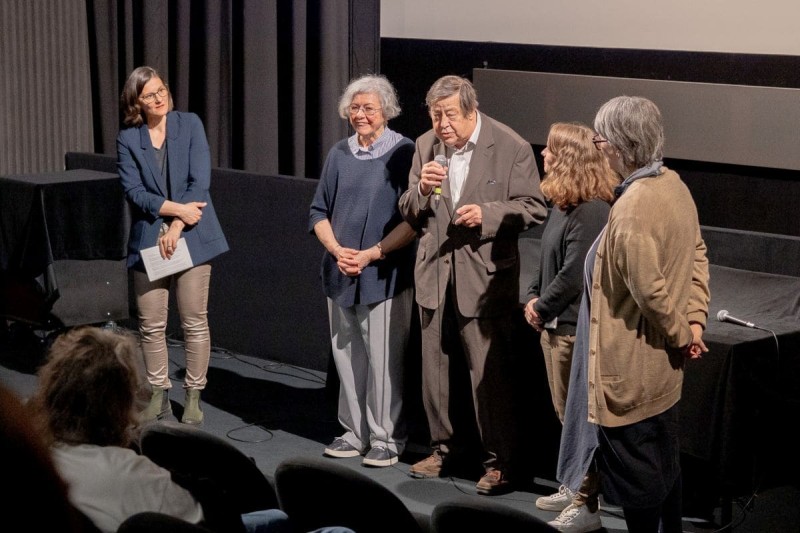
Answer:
[{"left": 523, "top": 122, "right": 618, "bottom": 531}]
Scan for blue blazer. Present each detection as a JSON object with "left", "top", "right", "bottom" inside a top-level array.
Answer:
[{"left": 117, "top": 111, "right": 229, "bottom": 270}]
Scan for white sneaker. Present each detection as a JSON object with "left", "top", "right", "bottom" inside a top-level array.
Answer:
[
  {"left": 547, "top": 503, "right": 602, "bottom": 533},
  {"left": 536, "top": 484, "right": 575, "bottom": 511}
]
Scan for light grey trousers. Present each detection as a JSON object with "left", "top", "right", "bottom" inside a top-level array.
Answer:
[{"left": 327, "top": 287, "right": 413, "bottom": 454}]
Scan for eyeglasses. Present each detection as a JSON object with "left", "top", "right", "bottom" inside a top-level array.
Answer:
[
  {"left": 349, "top": 104, "right": 381, "bottom": 117},
  {"left": 592, "top": 133, "right": 609, "bottom": 150},
  {"left": 140, "top": 87, "right": 169, "bottom": 104}
]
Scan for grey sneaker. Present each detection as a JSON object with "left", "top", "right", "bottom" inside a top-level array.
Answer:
[
  {"left": 362, "top": 446, "right": 398, "bottom": 467},
  {"left": 536, "top": 484, "right": 575, "bottom": 511},
  {"left": 548, "top": 503, "right": 602, "bottom": 533},
  {"left": 323, "top": 437, "right": 362, "bottom": 458}
]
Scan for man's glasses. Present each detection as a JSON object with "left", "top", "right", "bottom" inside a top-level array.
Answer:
[
  {"left": 140, "top": 87, "right": 169, "bottom": 104},
  {"left": 349, "top": 105, "right": 381, "bottom": 117},
  {"left": 592, "top": 133, "right": 608, "bottom": 150}
]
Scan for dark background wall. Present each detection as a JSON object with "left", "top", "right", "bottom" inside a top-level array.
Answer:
[{"left": 380, "top": 39, "right": 800, "bottom": 237}]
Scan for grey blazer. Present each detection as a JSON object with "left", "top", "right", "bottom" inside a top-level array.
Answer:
[{"left": 399, "top": 113, "right": 547, "bottom": 317}]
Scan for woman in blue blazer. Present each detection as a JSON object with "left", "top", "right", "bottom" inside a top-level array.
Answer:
[{"left": 117, "top": 66, "right": 228, "bottom": 425}]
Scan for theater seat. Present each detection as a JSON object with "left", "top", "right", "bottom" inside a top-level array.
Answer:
[
  {"left": 274, "top": 455, "right": 425, "bottom": 533},
  {"left": 138, "top": 420, "right": 279, "bottom": 533},
  {"left": 431, "top": 496, "right": 557, "bottom": 533}
]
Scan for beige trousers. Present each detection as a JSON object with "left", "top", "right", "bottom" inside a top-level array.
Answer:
[
  {"left": 134, "top": 264, "right": 212, "bottom": 390},
  {"left": 539, "top": 330, "right": 576, "bottom": 423}
]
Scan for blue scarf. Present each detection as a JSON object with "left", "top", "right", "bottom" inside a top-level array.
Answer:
[{"left": 613, "top": 161, "right": 664, "bottom": 199}]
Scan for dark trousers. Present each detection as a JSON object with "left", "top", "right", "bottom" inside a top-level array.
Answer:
[
  {"left": 419, "top": 283, "right": 518, "bottom": 474},
  {"left": 623, "top": 475, "right": 683, "bottom": 533},
  {"left": 598, "top": 404, "right": 683, "bottom": 533}
]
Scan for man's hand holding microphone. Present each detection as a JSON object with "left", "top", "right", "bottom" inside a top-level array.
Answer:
[{"left": 419, "top": 155, "right": 448, "bottom": 203}]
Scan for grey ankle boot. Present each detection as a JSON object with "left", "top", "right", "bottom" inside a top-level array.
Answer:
[
  {"left": 141, "top": 387, "right": 171, "bottom": 422},
  {"left": 181, "top": 388, "right": 204, "bottom": 425}
]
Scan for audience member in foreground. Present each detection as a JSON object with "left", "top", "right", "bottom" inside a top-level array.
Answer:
[
  {"left": 0, "top": 383, "right": 95, "bottom": 531},
  {"left": 29, "top": 326, "right": 354, "bottom": 533}
]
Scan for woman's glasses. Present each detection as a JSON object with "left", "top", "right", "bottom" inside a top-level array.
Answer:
[
  {"left": 140, "top": 87, "right": 168, "bottom": 104},
  {"left": 348, "top": 105, "right": 381, "bottom": 117},
  {"left": 592, "top": 133, "right": 608, "bottom": 150}
]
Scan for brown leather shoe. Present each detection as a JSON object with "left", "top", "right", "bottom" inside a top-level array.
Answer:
[
  {"left": 409, "top": 452, "right": 444, "bottom": 478},
  {"left": 476, "top": 468, "right": 512, "bottom": 495}
]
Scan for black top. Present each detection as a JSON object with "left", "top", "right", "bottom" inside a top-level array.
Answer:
[{"left": 525, "top": 199, "right": 610, "bottom": 335}]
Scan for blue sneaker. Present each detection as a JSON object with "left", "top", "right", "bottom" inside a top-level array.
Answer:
[
  {"left": 324, "top": 437, "right": 362, "bottom": 458},
  {"left": 362, "top": 446, "right": 398, "bottom": 467}
]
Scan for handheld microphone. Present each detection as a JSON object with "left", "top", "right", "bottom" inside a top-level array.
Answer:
[
  {"left": 433, "top": 154, "right": 447, "bottom": 203},
  {"left": 716, "top": 309, "right": 756, "bottom": 328}
]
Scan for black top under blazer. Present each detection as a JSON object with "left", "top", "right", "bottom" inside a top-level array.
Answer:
[{"left": 117, "top": 111, "right": 229, "bottom": 270}]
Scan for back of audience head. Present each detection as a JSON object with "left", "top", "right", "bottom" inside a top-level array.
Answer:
[{"left": 30, "top": 326, "right": 141, "bottom": 448}]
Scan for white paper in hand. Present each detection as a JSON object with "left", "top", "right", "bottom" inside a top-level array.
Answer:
[{"left": 141, "top": 238, "right": 194, "bottom": 281}]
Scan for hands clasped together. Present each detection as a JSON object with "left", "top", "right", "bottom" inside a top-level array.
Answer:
[
  {"left": 333, "top": 245, "right": 382, "bottom": 277},
  {"left": 524, "top": 297, "right": 543, "bottom": 332},
  {"left": 159, "top": 201, "right": 206, "bottom": 260}
]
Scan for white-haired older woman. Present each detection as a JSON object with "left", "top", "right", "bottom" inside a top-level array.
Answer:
[
  {"left": 557, "top": 96, "right": 710, "bottom": 533},
  {"left": 309, "top": 75, "right": 417, "bottom": 467}
]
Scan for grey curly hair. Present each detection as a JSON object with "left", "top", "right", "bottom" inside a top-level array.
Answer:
[{"left": 337, "top": 74, "right": 401, "bottom": 120}]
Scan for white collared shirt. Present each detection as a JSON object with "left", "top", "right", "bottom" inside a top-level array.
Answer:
[{"left": 445, "top": 113, "right": 481, "bottom": 206}]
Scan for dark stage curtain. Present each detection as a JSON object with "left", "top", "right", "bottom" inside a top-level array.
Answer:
[
  {"left": 2, "top": 1, "right": 379, "bottom": 179},
  {"left": 86, "top": 0, "right": 379, "bottom": 179},
  {"left": 0, "top": 0, "right": 95, "bottom": 177}
]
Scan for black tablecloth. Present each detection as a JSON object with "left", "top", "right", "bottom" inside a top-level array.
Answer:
[
  {"left": 0, "top": 169, "right": 128, "bottom": 308},
  {"left": 681, "top": 265, "right": 800, "bottom": 495},
  {"left": 520, "top": 235, "right": 800, "bottom": 497}
]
